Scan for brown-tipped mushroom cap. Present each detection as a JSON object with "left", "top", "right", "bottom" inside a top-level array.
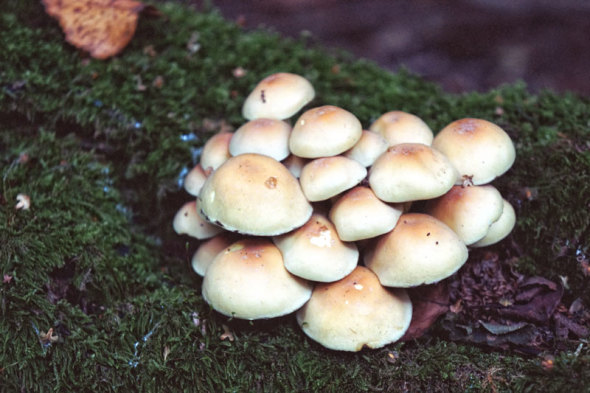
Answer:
[
  {"left": 183, "top": 164, "right": 209, "bottom": 197},
  {"left": 296, "top": 266, "right": 412, "bottom": 351},
  {"left": 229, "top": 118, "right": 291, "bottom": 161},
  {"left": 289, "top": 105, "right": 362, "bottom": 158},
  {"left": 191, "top": 233, "right": 237, "bottom": 276},
  {"left": 343, "top": 130, "right": 389, "bottom": 167},
  {"left": 172, "top": 200, "right": 224, "bottom": 240},
  {"left": 200, "top": 132, "right": 232, "bottom": 172},
  {"left": 432, "top": 118, "right": 516, "bottom": 185},
  {"left": 202, "top": 238, "right": 312, "bottom": 319},
  {"left": 299, "top": 156, "right": 367, "bottom": 202},
  {"left": 369, "top": 111, "right": 433, "bottom": 146},
  {"left": 369, "top": 143, "right": 458, "bottom": 203},
  {"left": 364, "top": 213, "right": 468, "bottom": 287},
  {"left": 242, "top": 72, "right": 315, "bottom": 120},
  {"left": 329, "top": 186, "right": 403, "bottom": 241},
  {"left": 471, "top": 198, "right": 516, "bottom": 247},
  {"left": 425, "top": 184, "right": 504, "bottom": 245},
  {"left": 273, "top": 213, "right": 358, "bottom": 282},
  {"left": 199, "top": 153, "right": 313, "bottom": 236}
]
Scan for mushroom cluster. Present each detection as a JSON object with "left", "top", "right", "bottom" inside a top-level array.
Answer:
[{"left": 174, "top": 72, "right": 517, "bottom": 352}]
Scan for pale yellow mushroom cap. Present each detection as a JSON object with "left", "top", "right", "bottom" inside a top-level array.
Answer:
[
  {"left": 299, "top": 156, "right": 367, "bottom": 202},
  {"left": 369, "top": 143, "right": 459, "bottom": 203},
  {"left": 183, "top": 164, "right": 209, "bottom": 197},
  {"left": 329, "top": 186, "right": 403, "bottom": 242},
  {"left": 242, "top": 72, "right": 315, "bottom": 120},
  {"left": 282, "top": 154, "right": 309, "bottom": 178},
  {"left": 172, "top": 200, "right": 224, "bottom": 240},
  {"left": 296, "top": 266, "right": 412, "bottom": 351},
  {"left": 229, "top": 118, "right": 291, "bottom": 161},
  {"left": 432, "top": 118, "right": 516, "bottom": 185},
  {"left": 369, "top": 111, "right": 434, "bottom": 146},
  {"left": 425, "top": 184, "right": 504, "bottom": 245},
  {"left": 289, "top": 105, "right": 362, "bottom": 158},
  {"left": 198, "top": 153, "right": 313, "bottom": 236},
  {"left": 273, "top": 213, "right": 358, "bottom": 282},
  {"left": 200, "top": 132, "right": 232, "bottom": 172},
  {"left": 471, "top": 198, "right": 516, "bottom": 247},
  {"left": 202, "top": 238, "right": 313, "bottom": 320},
  {"left": 364, "top": 213, "right": 468, "bottom": 287},
  {"left": 343, "top": 130, "right": 389, "bottom": 167}
]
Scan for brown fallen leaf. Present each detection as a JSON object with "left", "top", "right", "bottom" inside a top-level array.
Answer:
[
  {"left": 401, "top": 281, "right": 450, "bottom": 341},
  {"left": 42, "top": 0, "right": 154, "bottom": 59}
]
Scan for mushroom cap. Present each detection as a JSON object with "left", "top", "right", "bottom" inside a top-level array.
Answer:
[
  {"left": 432, "top": 118, "right": 516, "bottom": 185},
  {"left": 198, "top": 153, "right": 313, "bottom": 236},
  {"left": 172, "top": 200, "right": 224, "bottom": 240},
  {"left": 364, "top": 213, "right": 468, "bottom": 287},
  {"left": 425, "top": 184, "right": 504, "bottom": 245},
  {"left": 296, "top": 266, "right": 412, "bottom": 351},
  {"left": 471, "top": 198, "right": 516, "bottom": 247},
  {"left": 329, "top": 186, "right": 403, "bottom": 241},
  {"left": 369, "top": 111, "right": 433, "bottom": 146},
  {"left": 229, "top": 118, "right": 291, "bottom": 161},
  {"left": 368, "top": 143, "right": 459, "bottom": 203},
  {"left": 299, "top": 156, "right": 367, "bottom": 202},
  {"left": 242, "top": 72, "right": 315, "bottom": 120},
  {"left": 202, "top": 238, "right": 313, "bottom": 320},
  {"left": 191, "top": 233, "right": 237, "bottom": 276},
  {"left": 183, "top": 164, "right": 209, "bottom": 197},
  {"left": 200, "top": 132, "right": 232, "bottom": 172},
  {"left": 289, "top": 105, "right": 363, "bottom": 158},
  {"left": 273, "top": 213, "right": 359, "bottom": 282},
  {"left": 343, "top": 130, "right": 389, "bottom": 167}
]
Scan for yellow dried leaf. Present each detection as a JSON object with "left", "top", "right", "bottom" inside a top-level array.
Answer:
[{"left": 42, "top": 0, "right": 147, "bottom": 59}]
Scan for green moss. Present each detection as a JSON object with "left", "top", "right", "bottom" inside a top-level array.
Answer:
[{"left": 2, "top": 1, "right": 590, "bottom": 391}]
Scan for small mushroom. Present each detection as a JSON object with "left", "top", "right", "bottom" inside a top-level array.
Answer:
[
  {"left": 202, "top": 238, "right": 313, "bottom": 320},
  {"left": 229, "top": 118, "right": 291, "bottom": 161},
  {"left": 273, "top": 213, "right": 358, "bottom": 282},
  {"left": 172, "top": 200, "right": 224, "bottom": 239},
  {"left": 364, "top": 213, "right": 468, "bottom": 287},
  {"left": 200, "top": 131, "right": 233, "bottom": 172},
  {"left": 369, "top": 111, "right": 433, "bottom": 146},
  {"left": 191, "top": 232, "right": 238, "bottom": 276},
  {"left": 471, "top": 198, "right": 516, "bottom": 247},
  {"left": 242, "top": 72, "right": 315, "bottom": 120},
  {"left": 299, "top": 156, "right": 367, "bottom": 202},
  {"left": 198, "top": 153, "right": 312, "bottom": 236},
  {"left": 296, "top": 266, "right": 412, "bottom": 351},
  {"left": 289, "top": 105, "right": 362, "bottom": 158},
  {"left": 432, "top": 118, "right": 516, "bottom": 185},
  {"left": 183, "top": 164, "right": 209, "bottom": 197},
  {"left": 343, "top": 130, "right": 389, "bottom": 167}
]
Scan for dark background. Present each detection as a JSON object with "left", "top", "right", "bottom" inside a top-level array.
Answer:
[{"left": 212, "top": 0, "right": 590, "bottom": 95}]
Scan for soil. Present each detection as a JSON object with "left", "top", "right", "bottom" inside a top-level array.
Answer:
[{"left": 213, "top": 0, "right": 590, "bottom": 95}]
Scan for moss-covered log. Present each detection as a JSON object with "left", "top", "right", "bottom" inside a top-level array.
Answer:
[{"left": 1, "top": 1, "right": 589, "bottom": 392}]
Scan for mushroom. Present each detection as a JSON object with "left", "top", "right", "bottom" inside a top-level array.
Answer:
[
  {"left": 471, "top": 198, "right": 516, "bottom": 247},
  {"left": 198, "top": 153, "right": 312, "bottom": 236},
  {"left": 199, "top": 131, "right": 233, "bottom": 172},
  {"left": 368, "top": 143, "right": 458, "bottom": 203},
  {"left": 296, "top": 266, "right": 412, "bottom": 351},
  {"left": 289, "top": 105, "right": 362, "bottom": 158},
  {"left": 172, "top": 200, "right": 224, "bottom": 239},
  {"left": 242, "top": 72, "right": 315, "bottom": 120},
  {"left": 369, "top": 111, "right": 433, "bottom": 146},
  {"left": 282, "top": 154, "right": 308, "bottom": 178},
  {"left": 343, "top": 130, "right": 389, "bottom": 167},
  {"left": 229, "top": 118, "right": 291, "bottom": 161},
  {"left": 273, "top": 213, "right": 358, "bottom": 282},
  {"left": 425, "top": 184, "right": 504, "bottom": 245},
  {"left": 364, "top": 213, "right": 468, "bottom": 287},
  {"left": 329, "top": 186, "right": 403, "bottom": 242},
  {"left": 183, "top": 164, "right": 209, "bottom": 197},
  {"left": 432, "top": 118, "right": 516, "bottom": 185},
  {"left": 299, "top": 156, "right": 367, "bottom": 202},
  {"left": 202, "top": 238, "right": 313, "bottom": 320}
]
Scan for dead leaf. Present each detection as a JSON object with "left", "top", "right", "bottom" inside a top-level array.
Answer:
[
  {"left": 401, "top": 281, "right": 449, "bottom": 341},
  {"left": 42, "top": 0, "right": 153, "bottom": 59}
]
